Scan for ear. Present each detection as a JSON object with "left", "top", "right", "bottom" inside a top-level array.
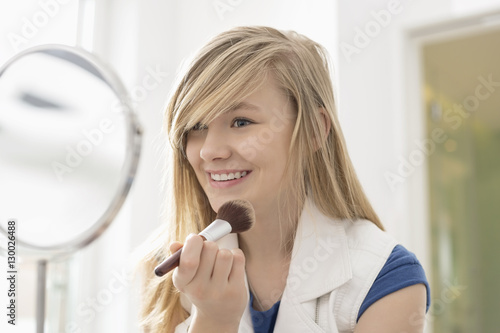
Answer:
[{"left": 314, "top": 107, "right": 331, "bottom": 150}]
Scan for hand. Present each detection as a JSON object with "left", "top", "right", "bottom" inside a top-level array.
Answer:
[{"left": 171, "top": 234, "right": 247, "bottom": 332}]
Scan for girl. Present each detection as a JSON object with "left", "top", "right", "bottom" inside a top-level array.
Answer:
[{"left": 139, "top": 26, "right": 429, "bottom": 333}]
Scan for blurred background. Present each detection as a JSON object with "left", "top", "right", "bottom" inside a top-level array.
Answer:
[{"left": 0, "top": 0, "right": 499, "bottom": 332}]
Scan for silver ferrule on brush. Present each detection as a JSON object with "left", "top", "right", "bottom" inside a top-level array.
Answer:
[{"left": 199, "top": 219, "right": 232, "bottom": 242}]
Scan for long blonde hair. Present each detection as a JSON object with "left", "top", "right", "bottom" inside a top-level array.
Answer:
[{"left": 138, "top": 26, "right": 383, "bottom": 333}]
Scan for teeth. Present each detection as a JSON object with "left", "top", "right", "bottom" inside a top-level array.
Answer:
[{"left": 210, "top": 171, "right": 248, "bottom": 182}]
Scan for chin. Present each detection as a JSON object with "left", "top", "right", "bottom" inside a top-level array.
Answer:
[
  {"left": 208, "top": 196, "right": 253, "bottom": 214},
  {"left": 207, "top": 197, "right": 226, "bottom": 214}
]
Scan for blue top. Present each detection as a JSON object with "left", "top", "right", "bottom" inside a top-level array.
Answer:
[
  {"left": 357, "top": 244, "right": 431, "bottom": 321},
  {"left": 249, "top": 292, "right": 281, "bottom": 333},
  {"left": 249, "top": 244, "right": 430, "bottom": 332}
]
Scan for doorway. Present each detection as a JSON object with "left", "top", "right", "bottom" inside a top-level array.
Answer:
[{"left": 422, "top": 24, "right": 500, "bottom": 332}]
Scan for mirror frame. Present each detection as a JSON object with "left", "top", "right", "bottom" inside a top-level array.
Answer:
[{"left": 0, "top": 44, "right": 142, "bottom": 259}]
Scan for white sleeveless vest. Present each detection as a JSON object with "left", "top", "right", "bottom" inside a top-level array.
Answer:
[{"left": 175, "top": 199, "right": 397, "bottom": 332}]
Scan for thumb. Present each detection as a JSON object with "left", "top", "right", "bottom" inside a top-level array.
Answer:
[{"left": 169, "top": 241, "right": 183, "bottom": 253}]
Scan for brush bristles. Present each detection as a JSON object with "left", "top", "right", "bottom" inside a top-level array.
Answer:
[{"left": 216, "top": 199, "right": 255, "bottom": 233}]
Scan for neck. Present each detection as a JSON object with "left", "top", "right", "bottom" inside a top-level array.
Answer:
[
  {"left": 238, "top": 198, "right": 303, "bottom": 264},
  {"left": 238, "top": 199, "right": 303, "bottom": 311}
]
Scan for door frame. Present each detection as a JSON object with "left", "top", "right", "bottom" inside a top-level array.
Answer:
[{"left": 401, "top": 8, "right": 500, "bottom": 332}]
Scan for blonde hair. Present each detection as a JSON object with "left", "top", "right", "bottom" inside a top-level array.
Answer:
[{"left": 138, "top": 26, "right": 383, "bottom": 333}]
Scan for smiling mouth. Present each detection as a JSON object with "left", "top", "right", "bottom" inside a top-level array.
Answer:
[{"left": 210, "top": 171, "right": 250, "bottom": 182}]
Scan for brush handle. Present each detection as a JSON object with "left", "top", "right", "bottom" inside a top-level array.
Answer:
[{"left": 154, "top": 247, "right": 183, "bottom": 277}]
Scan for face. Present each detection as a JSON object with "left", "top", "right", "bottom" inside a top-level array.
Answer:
[{"left": 185, "top": 75, "right": 296, "bottom": 220}]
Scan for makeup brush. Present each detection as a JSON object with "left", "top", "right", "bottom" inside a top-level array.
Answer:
[{"left": 154, "top": 199, "right": 255, "bottom": 277}]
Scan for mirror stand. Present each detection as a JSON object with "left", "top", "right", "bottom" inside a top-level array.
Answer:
[{"left": 36, "top": 260, "right": 47, "bottom": 333}]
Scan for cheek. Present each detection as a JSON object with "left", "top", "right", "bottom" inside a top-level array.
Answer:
[
  {"left": 251, "top": 132, "right": 292, "bottom": 171},
  {"left": 185, "top": 138, "right": 201, "bottom": 170},
  {"left": 266, "top": 129, "right": 294, "bottom": 176}
]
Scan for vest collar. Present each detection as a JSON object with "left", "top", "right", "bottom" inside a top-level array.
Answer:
[{"left": 238, "top": 198, "right": 353, "bottom": 332}]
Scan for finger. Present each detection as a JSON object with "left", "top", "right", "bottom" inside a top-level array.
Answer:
[
  {"left": 228, "top": 248, "right": 246, "bottom": 284},
  {"left": 211, "top": 248, "right": 234, "bottom": 285},
  {"left": 191, "top": 241, "right": 219, "bottom": 283},
  {"left": 174, "top": 234, "right": 204, "bottom": 288},
  {"left": 169, "top": 241, "right": 183, "bottom": 253}
]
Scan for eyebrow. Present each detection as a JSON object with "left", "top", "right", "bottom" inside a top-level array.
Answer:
[{"left": 229, "top": 102, "right": 261, "bottom": 112}]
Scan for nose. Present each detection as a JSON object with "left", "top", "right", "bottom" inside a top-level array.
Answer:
[{"left": 199, "top": 128, "right": 232, "bottom": 161}]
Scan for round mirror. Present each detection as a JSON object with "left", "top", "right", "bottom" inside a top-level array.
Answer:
[{"left": 0, "top": 45, "right": 142, "bottom": 259}]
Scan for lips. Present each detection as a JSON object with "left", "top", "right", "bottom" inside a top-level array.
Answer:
[
  {"left": 210, "top": 171, "right": 248, "bottom": 182},
  {"left": 205, "top": 170, "right": 252, "bottom": 188}
]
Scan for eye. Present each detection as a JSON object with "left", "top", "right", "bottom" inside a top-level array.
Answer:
[
  {"left": 232, "top": 118, "right": 253, "bottom": 128},
  {"left": 191, "top": 122, "right": 208, "bottom": 131}
]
